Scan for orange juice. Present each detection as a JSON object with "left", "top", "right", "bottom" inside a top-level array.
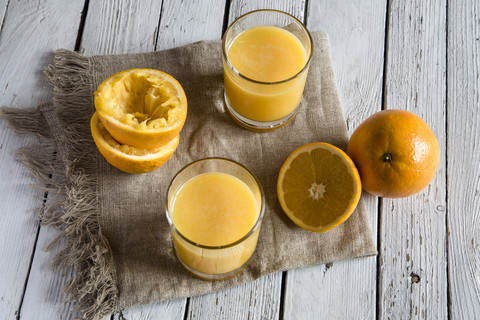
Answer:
[
  {"left": 170, "top": 172, "right": 261, "bottom": 275},
  {"left": 224, "top": 25, "right": 308, "bottom": 122}
]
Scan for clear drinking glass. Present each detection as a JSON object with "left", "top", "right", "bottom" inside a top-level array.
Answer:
[
  {"left": 222, "top": 9, "right": 313, "bottom": 131},
  {"left": 165, "top": 158, "right": 265, "bottom": 280}
]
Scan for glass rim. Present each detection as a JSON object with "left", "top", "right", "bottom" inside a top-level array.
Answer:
[
  {"left": 221, "top": 9, "right": 314, "bottom": 85},
  {"left": 165, "top": 157, "right": 265, "bottom": 250}
]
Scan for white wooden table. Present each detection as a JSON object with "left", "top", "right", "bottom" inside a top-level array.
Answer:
[{"left": 0, "top": 0, "right": 478, "bottom": 319}]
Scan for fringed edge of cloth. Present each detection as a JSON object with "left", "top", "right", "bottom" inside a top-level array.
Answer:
[{"left": 0, "top": 49, "right": 118, "bottom": 320}]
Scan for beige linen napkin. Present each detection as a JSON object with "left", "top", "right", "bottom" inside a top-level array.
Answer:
[{"left": 1, "top": 31, "right": 376, "bottom": 320}]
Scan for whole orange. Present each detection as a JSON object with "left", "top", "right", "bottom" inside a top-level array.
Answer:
[{"left": 347, "top": 109, "right": 440, "bottom": 198}]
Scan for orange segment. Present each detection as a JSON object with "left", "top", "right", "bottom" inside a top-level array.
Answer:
[
  {"left": 90, "top": 112, "right": 179, "bottom": 174},
  {"left": 94, "top": 68, "right": 187, "bottom": 149},
  {"left": 277, "top": 142, "right": 362, "bottom": 232}
]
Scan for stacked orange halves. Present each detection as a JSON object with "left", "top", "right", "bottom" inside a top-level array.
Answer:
[{"left": 90, "top": 69, "right": 187, "bottom": 174}]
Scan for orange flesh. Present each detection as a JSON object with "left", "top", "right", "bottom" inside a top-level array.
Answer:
[{"left": 171, "top": 172, "right": 258, "bottom": 246}]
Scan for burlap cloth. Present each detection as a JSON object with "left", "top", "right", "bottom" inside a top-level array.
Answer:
[{"left": 1, "top": 31, "right": 376, "bottom": 319}]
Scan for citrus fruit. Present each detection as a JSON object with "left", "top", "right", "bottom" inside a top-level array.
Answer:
[
  {"left": 90, "top": 112, "right": 179, "bottom": 174},
  {"left": 277, "top": 142, "right": 362, "bottom": 232},
  {"left": 94, "top": 68, "right": 187, "bottom": 150},
  {"left": 347, "top": 109, "right": 440, "bottom": 198}
]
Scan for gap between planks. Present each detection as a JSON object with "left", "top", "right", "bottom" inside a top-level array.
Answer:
[
  {"left": 74, "top": 0, "right": 91, "bottom": 52},
  {"left": 376, "top": 0, "right": 391, "bottom": 318},
  {"left": 444, "top": 0, "right": 451, "bottom": 318},
  {"left": 153, "top": 0, "right": 164, "bottom": 51},
  {"left": 15, "top": 195, "right": 46, "bottom": 320}
]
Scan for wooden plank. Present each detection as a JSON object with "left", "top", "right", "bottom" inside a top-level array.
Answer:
[
  {"left": 18, "top": 1, "right": 174, "bottom": 319},
  {"left": 19, "top": 232, "right": 78, "bottom": 319},
  {"left": 283, "top": 1, "right": 385, "bottom": 318},
  {"left": 80, "top": 0, "right": 163, "bottom": 55},
  {"left": 156, "top": 0, "right": 226, "bottom": 50},
  {"left": 84, "top": 0, "right": 228, "bottom": 318},
  {"left": 379, "top": 0, "right": 447, "bottom": 318},
  {"left": 0, "top": 0, "right": 84, "bottom": 318},
  {"left": 119, "top": 299, "right": 185, "bottom": 320},
  {"left": 447, "top": 0, "right": 480, "bottom": 317},
  {"left": 187, "top": 274, "right": 281, "bottom": 320},
  {"left": 227, "top": 0, "right": 305, "bottom": 23},
  {"left": 185, "top": 1, "right": 303, "bottom": 319},
  {"left": 188, "top": 0, "right": 303, "bottom": 317},
  {"left": 117, "top": 0, "right": 227, "bottom": 319},
  {"left": 21, "top": 1, "right": 228, "bottom": 319}
]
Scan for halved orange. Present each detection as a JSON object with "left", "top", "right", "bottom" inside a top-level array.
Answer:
[
  {"left": 90, "top": 112, "right": 179, "bottom": 174},
  {"left": 94, "top": 68, "right": 187, "bottom": 150},
  {"left": 277, "top": 142, "right": 362, "bottom": 232}
]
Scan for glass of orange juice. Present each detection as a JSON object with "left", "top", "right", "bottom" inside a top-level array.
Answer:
[
  {"left": 166, "top": 158, "right": 265, "bottom": 280},
  {"left": 222, "top": 9, "right": 313, "bottom": 131}
]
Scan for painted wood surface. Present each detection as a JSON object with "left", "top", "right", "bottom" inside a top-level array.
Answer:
[
  {"left": 185, "top": 2, "right": 303, "bottom": 319},
  {"left": 380, "top": 0, "right": 448, "bottom": 318},
  {"left": 0, "top": 0, "right": 479, "bottom": 319},
  {"left": 0, "top": 0, "right": 7, "bottom": 32},
  {"left": 447, "top": 0, "right": 480, "bottom": 317},
  {"left": 187, "top": 273, "right": 282, "bottom": 320},
  {"left": 227, "top": 0, "right": 306, "bottom": 23},
  {"left": 114, "top": 0, "right": 224, "bottom": 318},
  {"left": 155, "top": 0, "right": 226, "bottom": 51},
  {"left": 80, "top": 0, "right": 163, "bottom": 55},
  {"left": 283, "top": 1, "right": 386, "bottom": 318},
  {"left": 0, "top": 0, "right": 84, "bottom": 318},
  {"left": 19, "top": 1, "right": 172, "bottom": 319}
]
